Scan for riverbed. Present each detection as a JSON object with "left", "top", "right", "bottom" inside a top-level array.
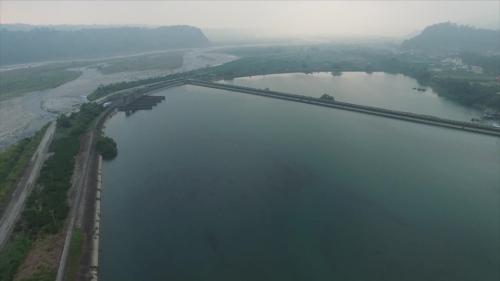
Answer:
[{"left": 0, "top": 50, "right": 236, "bottom": 150}]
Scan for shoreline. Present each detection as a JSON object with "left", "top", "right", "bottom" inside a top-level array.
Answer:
[
  {"left": 83, "top": 108, "right": 115, "bottom": 281},
  {"left": 54, "top": 108, "right": 114, "bottom": 281}
]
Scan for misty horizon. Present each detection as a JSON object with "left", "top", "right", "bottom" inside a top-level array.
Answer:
[{"left": 0, "top": 1, "right": 498, "bottom": 39}]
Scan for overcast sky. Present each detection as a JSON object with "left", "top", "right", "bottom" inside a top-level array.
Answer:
[{"left": 1, "top": 1, "right": 498, "bottom": 38}]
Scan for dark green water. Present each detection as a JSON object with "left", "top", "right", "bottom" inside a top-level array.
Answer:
[{"left": 101, "top": 84, "right": 500, "bottom": 281}]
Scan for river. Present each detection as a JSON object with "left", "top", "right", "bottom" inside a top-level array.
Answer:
[
  {"left": 100, "top": 81, "right": 500, "bottom": 281},
  {"left": 0, "top": 50, "right": 236, "bottom": 150}
]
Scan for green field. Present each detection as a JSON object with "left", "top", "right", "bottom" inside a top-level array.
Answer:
[
  {"left": 0, "top": 64, "right": 83, "bottom": 100},
  {"left": 97, "top": 51, "right": 184, "bottom": 74}
]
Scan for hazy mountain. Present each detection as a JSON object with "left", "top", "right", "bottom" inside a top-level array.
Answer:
[
  {"left": 0, "top": 23, "right": 36, "bottom": 31},
  {"left": 0, "top": 23, "right": 158, "bottom": 31},
  {"left": 0, "top": 25, "right": 210, "bottom": 65},
  {"left": 401, "top": 22, "right": 499, "bottom": 54}
]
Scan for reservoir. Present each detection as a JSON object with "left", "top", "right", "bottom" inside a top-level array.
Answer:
[
  {"left": 101, "top": 83, "right": 500, "bottom": 281},
  {"left": 223, "top": 72, "right": 480, "bottom": 121}
]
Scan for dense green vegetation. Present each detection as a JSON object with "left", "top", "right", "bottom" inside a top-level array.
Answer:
[
  {"left": 0, "top": 26, "right": 209, "bottom": 65},
  {"left": 96, "top": 136, "right": 118, "bottom": 160},
  {"left": 205, "top": 45, "right": 434, "bottom": 83},
  {"left": 0, "top": 125, "right": 48, "bottom": 210},
  {"left": 320, "top": 93, "right": 335, "bottom": 101},
  {"left": 0, "top": 64, "right": 82, "bottom": 100},
  {"left": 0, "top": 234, "right": 31, "bottom": 281},
  {"left": 429, "top": 76, "right": 500, "bottom": 109},
  {"left": 0, "top": 103, "right": 102, "bottom": 281},
  {"left": 18, "top": 103, "right": 102, "bottom": 235},
  {"left": 98, "top": 51, "right": 184, "bottom": 74},
  {"left": 210, "top": 46, "right": 368, "bottom": 78}
]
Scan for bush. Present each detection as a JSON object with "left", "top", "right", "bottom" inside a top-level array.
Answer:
[
  {"left": 0, "top": 234, "right": 31, "bottom": 281},
  {"left": 320, "top": 93, "right": 335, "bottom": 101},
  {"left": 96, "top": 136, "right": 117, "bottom": 160}
]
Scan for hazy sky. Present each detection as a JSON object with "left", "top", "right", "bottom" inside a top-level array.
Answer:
[{"left": 1, "top": 1, "right": 498, "bottom": 38}]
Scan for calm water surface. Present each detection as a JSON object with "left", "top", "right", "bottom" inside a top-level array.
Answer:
[
  {"left": 223, "top": 72, "right": 480, "bottom": 121},
  {"left": 101, "top": 84, "right": 500, "bottom": 281}
]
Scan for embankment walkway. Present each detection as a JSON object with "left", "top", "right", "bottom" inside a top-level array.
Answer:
[
  {"left": 186, "top": 79, "right": 500, "bottom": 137},
  {"left": 99, "top": 78, "right": 500, "bottom": 137}
]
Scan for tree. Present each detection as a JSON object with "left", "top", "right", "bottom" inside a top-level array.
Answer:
[
  {"left": 96, "top": 136, "right": 118, "bottom": 160},
  {"left": 57, "top": 115, "right": 71, "bottom": 128},
  {"left": 320, "top": 93, "right": 335, "bottom": 101}
]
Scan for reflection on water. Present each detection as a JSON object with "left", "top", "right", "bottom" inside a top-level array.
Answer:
[
  {"left": 223, "top": 72, "right": 481, "bottom": 121},
  {"left": 101, "top": 85, "right": 500, "bottom": 281}
]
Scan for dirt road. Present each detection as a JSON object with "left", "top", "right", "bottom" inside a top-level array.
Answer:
[
  {"left": 0, "top": 121, "right": 56, "bottom": 249},
  {"left": 55, "top": 109, "right": 107, "bottom": 281}
]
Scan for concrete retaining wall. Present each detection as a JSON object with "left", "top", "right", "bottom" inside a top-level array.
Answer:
[{"left": 89, "top": 155, "right": 102, "bottom": 281}]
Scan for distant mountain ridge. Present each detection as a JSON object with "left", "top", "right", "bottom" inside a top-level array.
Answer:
[
  {"left": 401, "top": 22, "right": 499, "bottom": 54},
  {"left": 0, "top": 25, "right": 210, "bottom": 65}
]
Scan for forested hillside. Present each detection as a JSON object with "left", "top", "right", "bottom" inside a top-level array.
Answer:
[
  {"left": 0, "top": 25, "right": 210, "bottom": 65},
  {"left": 401, "top": 22, "right": 499, "bottom": 54}
]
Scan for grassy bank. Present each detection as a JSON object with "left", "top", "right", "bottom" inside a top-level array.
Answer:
[
  {"left": 0, "top": 103, "right": 102, "bottom": 281},
  {"left": 0, "top": 126, "right": 48, "bottom": 212},
  {"left": 64, "top": 228, "right": 84, "bottom": 281}
]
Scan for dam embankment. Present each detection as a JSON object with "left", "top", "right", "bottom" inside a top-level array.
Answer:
[
  {"left": 100, "top": 78, "right": 500, "bottom": 137},
  {"left": 187, "top": 79, "right": 500, "bottom": 137}
]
